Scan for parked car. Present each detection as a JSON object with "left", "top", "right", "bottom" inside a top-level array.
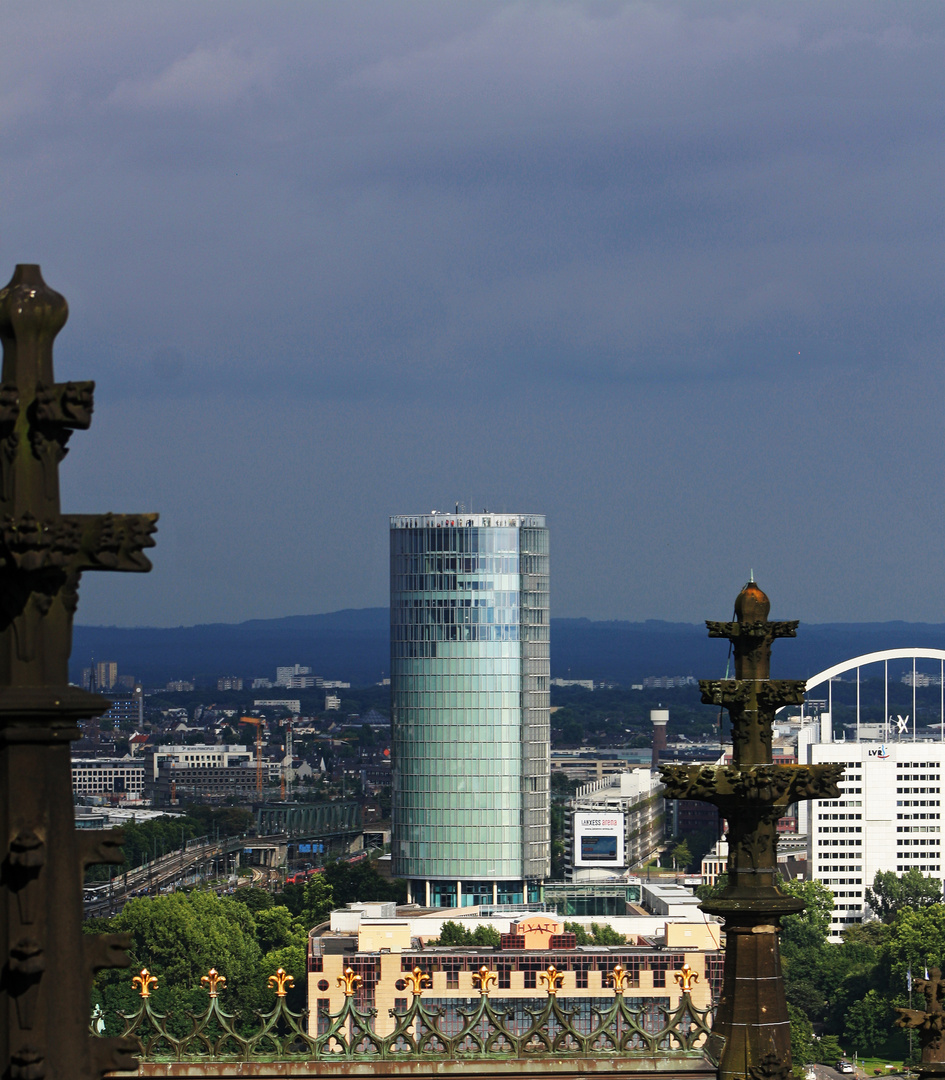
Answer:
[{"left": 837, "top": 1062, "right": 855, "bottom": 1074}]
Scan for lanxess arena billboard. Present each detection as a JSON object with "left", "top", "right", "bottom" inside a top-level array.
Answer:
[{"left": 573, "top": 812, "right": 625, "bottom": 867}]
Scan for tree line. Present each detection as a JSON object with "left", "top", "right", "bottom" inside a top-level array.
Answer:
[{"left": 86, "top": 858, "right": 404, "bottom": 1029}]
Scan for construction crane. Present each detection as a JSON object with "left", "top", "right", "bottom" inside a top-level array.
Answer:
[
  {"left": 283, "top": 723, "right": 293, "bottom": 800},
  {"left": 239, "top": 717, "right": 264, "bottom": 797}
]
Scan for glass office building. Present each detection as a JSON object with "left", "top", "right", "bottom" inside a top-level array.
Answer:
[{"left": 390, "top": 512, "right": 550, "bottom": 907}]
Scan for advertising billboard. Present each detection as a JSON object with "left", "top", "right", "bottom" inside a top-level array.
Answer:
[{"left": 574, "top": 811, "right": 625, "bottom": 867}]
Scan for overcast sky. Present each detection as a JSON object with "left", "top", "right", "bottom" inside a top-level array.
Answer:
[{"left": 4, "top": 2, "right": 944, "bottom": 627}]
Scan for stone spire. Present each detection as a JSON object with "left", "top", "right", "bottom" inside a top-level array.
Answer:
[
  {"left": 0, "top": 265, "right": 157, "bottom": 1080},
  {"left": 660, "top": 581, "right": 843, "bottom": 1080}
]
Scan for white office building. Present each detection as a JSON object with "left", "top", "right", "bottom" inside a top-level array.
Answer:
[
  {"left": 801, "top": 731, "right": 944, "bottom": 938},
  {"left": 72, "top": 758, "right": 146, "bottom": 800}
]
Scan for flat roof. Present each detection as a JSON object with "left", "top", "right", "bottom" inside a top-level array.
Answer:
[{"left": 391, "top": 513, "right": 545, "bottom": 529}]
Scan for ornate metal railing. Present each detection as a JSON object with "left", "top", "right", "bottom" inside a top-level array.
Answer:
[{"left": 92, "top": 964, "right": 717, "bottom": 1063}]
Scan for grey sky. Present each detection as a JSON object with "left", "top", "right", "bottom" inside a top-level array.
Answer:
[{"left": 3, "top": 2, "right": 943, "bottom": 626}]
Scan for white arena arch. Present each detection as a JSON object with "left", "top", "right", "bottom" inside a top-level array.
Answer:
[{"left": 792, "top": 648, "right": 945, "bottom": 742}]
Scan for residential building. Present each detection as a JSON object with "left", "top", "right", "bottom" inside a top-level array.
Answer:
[
  {"left": 276, "top": 665, "right": 312, "bottom": 687},
  {"left": 307, "top": 907, "right": 720, "bottom": 1038},
  {"left": 390, "top": 512, "right": 550, "bottom": 907},
  {"left": 286, "top": 676, "right": 317, "bottom": 688},
  {"left": 217, "top": 676, "right": 244, "bottom": 691},
  {"left": 253, "top": 699, "right": 302, "bottom": 715},
  {"left": 99, "top": 687, "right": 145, "bottom": 729}
]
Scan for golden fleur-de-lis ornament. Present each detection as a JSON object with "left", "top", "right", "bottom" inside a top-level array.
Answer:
[
  {"left": 472, "top": 966, "right": 497, "bottom": 995},
  {"left": 132, "top": 969, "right": 158, "bottom": 998},
  {"left": 674, "top": 963, "right": 698, "bottom": 992},
  {"left": 404, "top": 967, "right": 430, "bottom": 996},
  {"left": 267, "top": 968, "right": 295, "bottom": 997},
  {"left": 608, "top": 965, "right": 629, "bottom": 994},
  {"left": 200, "top": 968, "right": 226, "bottom": 997},
  {"left": 539, "top": 966, "right": 564, "bottom": 995},
  {"left": 337, "top": 967, "right": 362, "bottom": 996}
]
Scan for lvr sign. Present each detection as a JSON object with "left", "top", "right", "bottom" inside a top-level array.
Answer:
[{"left": 868, "top": 745, "right": 890, "bottom": 758}]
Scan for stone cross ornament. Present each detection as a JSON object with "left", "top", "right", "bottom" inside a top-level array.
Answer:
[
  {"left": 660, "top": 580, "right": 843, "bottom": 1080},
  {"left": 0, "top": 265, "right": 156, "bottom": 1080}
]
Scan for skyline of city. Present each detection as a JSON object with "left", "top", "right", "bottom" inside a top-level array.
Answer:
[{"left": 5, "top": 4, "right": 942, "bottom": 630}]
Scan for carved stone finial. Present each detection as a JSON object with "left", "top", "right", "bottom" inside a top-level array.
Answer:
[
  {"left": 734, "top": 578, "right": 770, "bottom": 622},
  {"left": 896, "top": 967, "right": 945, "bottom": 1066},
  {"left": 663, "top": 582, "right": 817, "bottom": 1080}
]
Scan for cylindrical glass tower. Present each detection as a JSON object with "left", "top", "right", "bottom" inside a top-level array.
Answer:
[{"left": 390, "top": 512, "right": 550, "bottom": 907}]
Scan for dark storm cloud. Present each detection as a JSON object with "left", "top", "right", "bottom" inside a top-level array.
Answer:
[{"left": 2, "top": 3, "right": 943, "bottom": 628}]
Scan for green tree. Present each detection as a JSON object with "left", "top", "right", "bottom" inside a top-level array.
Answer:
[
  {"left": 843, "top": 989, "right": 896, "bottom": 1058},
  {"left": 589, "top": 922, "right": 626, "bottom": 945},
  {"left": 301, "top": 874, "right": 334, "bottom": 929},
  {"left": 321, "top": 859, "right": 406, "bottom": 907},
  {"left": 780, "top": 879, "right": 834, "bottom": 940},
  {"left": 695, "top": 874, "right": 727, "bottom": 902},
  {"left": 437, "top": 921, "right": 471, "bottom": 945},
  {"left": 883, "top": 904, "right": 945, "bottom": 992},
  {"left": 254, "top": 906, "right": 304, "bottom": 954},
  {"left": 787, "top": 1002, "right": 814, "bottom": 1067},
  {"left": 814, "top": 1034, "right": 844, "bottom": 1066},
  {"left": 672, "top": 840, "right": 692, "bottom": 871},
  {"left": 469, "top": 925, "right": 501, "bottom": 947},
  {"left": 88, "top": 890, "right": 265, "bottom": 1033},
  {"left": 866, "top": 869, "right": 942, "bottom": 922},
  {"left": 231, "top": 887, "right": 274, "bottom": 913},
  {"left": 257, "top": 943, "right": 307, "bottom": 1012},
  {"left": 563, "top": 921, "right": 591, "bottom": 945},
  {"left": 778, "top": 880, "right": 834, "bottom": 1026}
]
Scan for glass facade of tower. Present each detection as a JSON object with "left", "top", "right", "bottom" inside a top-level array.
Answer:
[{"left": 390, "top": 513, "right": 550, "bottom": 907}]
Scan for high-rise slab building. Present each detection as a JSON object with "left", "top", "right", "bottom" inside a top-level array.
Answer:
[
  {"left": 390, "top": 512, "right": 550, "bottom": 907},
  {"left": 800, "top": 732, "right": 945, "bottom": 939}
]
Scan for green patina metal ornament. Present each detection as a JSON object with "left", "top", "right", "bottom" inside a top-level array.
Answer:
[
  {"left": 0, "top": 265, "right": 156, "bottom": 1080},
  {"left": 661, "top": 581, "right": 843, "bottom": 1080},
  {"left": 95, "top": 963, "right": 716, "bottom": 1064}
]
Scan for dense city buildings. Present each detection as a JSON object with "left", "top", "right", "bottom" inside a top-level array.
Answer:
[{"left": 389, "top": 512, "right": 550, "bottom": 906}]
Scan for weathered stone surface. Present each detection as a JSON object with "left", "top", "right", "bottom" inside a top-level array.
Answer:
[
  {"left": 0, "top": 265, "right": 156, "bottom": 1080},
  {"left": 661, "top": 580, "right": 836, "bottom": 1080}
]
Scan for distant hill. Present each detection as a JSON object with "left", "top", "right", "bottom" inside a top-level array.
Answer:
[{"left": 71, "top": 610, "right": 945, "bottom": 688}]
